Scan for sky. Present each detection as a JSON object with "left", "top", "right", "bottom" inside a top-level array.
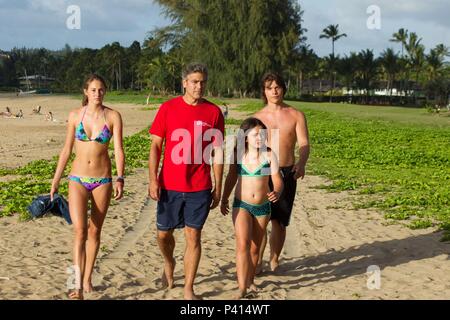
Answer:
[{"left": 0, "top": 0, "right": 449, "bottom": 58}]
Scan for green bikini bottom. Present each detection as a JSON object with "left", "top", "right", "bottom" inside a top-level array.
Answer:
[{"left": 232, "top": 198, "right": 271, "bottom": 217}]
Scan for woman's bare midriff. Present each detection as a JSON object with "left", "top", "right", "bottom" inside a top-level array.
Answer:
[{"left": 70, "top": 141, "right": 112, "bottom": 177}]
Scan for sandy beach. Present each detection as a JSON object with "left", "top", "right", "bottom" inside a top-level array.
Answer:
[
  {"left": 0, "top": 94, "right": 449, "bottom": 300},
  {"left": 0, "top": 94, "right": 158, "bottom": 168}
]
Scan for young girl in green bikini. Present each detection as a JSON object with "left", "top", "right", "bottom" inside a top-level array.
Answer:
[{"left": 221, "top": 117, "right": 283, "bottom": 299}]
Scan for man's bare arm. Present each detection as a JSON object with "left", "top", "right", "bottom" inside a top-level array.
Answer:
[
  {"left": 293, "top": 111, "right": 310, "bottom": 179},
  {"left": 211, "top": 146, "right": 224, "bottom": 209},
  {"left": 148, "top": 135, "right": 163, "bottom": 200}
]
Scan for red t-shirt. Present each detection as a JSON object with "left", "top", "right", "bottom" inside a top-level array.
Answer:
[{"left": 149, "top": 96, "right": 225, "bottom": 192}]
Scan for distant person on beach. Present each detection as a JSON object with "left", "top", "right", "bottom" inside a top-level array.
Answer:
[
  {"left": 223, "top": 103, "right": 229, "bottom": 119},
  {"left": 254, "top": 72, "right": 310, "bottom": 273},
  {"left": 148, "top": 63, "right": 224, "bottom": 300},
  {"left": 45, "top": 111, "right": 54, "bottom": 121},
  {"left": 221, "top": 117, "right": 283, "bottom": 299},
  {"left": 50, "top": 74, "right": 125, "bottom": 300},
  {"left": 15, "top": 109, "right": 23, "bottom": 118},
  {"left": 1, "top": 107, "right": 12, "bottom": 117},
  {"left": 32, "top": 105, "right": 41, "bottom": 114}
]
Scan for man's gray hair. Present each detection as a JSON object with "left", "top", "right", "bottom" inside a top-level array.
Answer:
[{"left": 182, "top": 63, "right": 208, "bottom": 80}]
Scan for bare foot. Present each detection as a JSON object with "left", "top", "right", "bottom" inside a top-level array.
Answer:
[
  {"left": 248, "top": 283, "right": 259, "bottom": 293},
  {"left": 161, "top": 271, "right": 174, "bottom": 289},
  {"left": 68, "top": 289, "right": 84, "bottom": 300},
  {"left": 83, "top": 281, "right": 94, "bottom": 293},
  {"left": 270, "top": 259, "right": 279, "bottom": 272},
  {"left": 160, "top": 259, "right": 175, "bottom": 289},
  {"left": 184, "top": 290, "right": 202, "bottom": 300},
  {"left": 255, "top": 262, "right": 263, "bottom": 275},
  {"left": 233, "top": 289, "right": 247, "bottom": 300}
]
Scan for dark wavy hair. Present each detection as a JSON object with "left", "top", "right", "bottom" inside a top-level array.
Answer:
[
  {"left": 260, "top": 72, "right": 286, "bottom": 104},
  {"left": 82, "top": 74, "right": 107, "bottom": 106}
]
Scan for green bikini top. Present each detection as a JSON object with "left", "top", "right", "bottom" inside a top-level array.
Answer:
[{"left": 237, "top": 160, "right": 271, "bottom": 177}]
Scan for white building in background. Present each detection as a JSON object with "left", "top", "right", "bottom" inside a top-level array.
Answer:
[
  {"left": 342, "top": 88, "right": 415, "bottom": 97},
  {"left": 18, "top": 75, "right": 55, "bottom": 90}
]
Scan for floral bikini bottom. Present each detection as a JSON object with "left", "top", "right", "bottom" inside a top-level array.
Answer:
[{"left": 68, "top": 175, "right": 112, "bottom": 192}]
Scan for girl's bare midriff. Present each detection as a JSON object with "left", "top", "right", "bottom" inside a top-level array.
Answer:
[
  {"left": 70, "top": 141, "right": 112, "bottom": 177},
  {"left": 234, "top": 176, "right": 270, "bottom": 205}
]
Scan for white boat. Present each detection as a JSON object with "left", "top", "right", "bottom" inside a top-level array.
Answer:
[{"left": 18, "top": 89, "right": 37, "bottom": 95}]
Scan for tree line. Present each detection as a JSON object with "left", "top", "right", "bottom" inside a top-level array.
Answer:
[{"left": 0, "top": 0, "right": 449, "bottom": 106}]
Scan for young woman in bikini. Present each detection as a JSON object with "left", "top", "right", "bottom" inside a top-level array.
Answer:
[
  {"left": 221, "top": 117, "right": 283, "bottom": 299},
  {"left": 51, "top": 74, "right": 125, "bottom": 299}
]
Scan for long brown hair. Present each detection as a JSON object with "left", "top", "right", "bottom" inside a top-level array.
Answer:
[{"left": 81, "top": 74, "right": 107, "bottom": 106}]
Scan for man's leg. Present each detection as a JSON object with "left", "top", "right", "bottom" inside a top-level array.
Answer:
[
  {"left": 268, "top": 167, "right": 296, "bottom": 272},
  {"left": 184, "top": 226, "right": 202, "bottom": 300},
  {"left": 182, "top": 189, "right": 212, "bottom": 300},
  {"left": 269, "top": 219, "right": 286, "bottom": 272},
  {"left": 157, "top": 229, "right": 176, "bottom": 289},
  {"left": 156, "top": 189, "right": 182, "bottom": 289}
]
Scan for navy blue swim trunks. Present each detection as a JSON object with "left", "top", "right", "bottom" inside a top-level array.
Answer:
[{"left": 156, "top": 189, "right": 212, "bottom": 231}]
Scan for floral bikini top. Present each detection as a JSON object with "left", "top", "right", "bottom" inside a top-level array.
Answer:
[{"left": 75, "top": 107, "right": 112, "bottom": 144}]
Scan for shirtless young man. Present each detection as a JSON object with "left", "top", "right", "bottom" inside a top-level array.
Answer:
[{"left": 254, "top": 72, "right": 310, "bottom": 272}]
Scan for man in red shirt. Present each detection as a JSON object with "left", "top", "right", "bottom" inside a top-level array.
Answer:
[{"left": 148, "top": 63, "right": 224, "bottom": 300}]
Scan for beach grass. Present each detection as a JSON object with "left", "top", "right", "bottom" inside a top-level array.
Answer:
[
  {"left": 1, "top": 97, "right": 449, "bottom": 240},
  {"left": 0, "top": 128, "right": 151, "bottom": 220},
  {"left": 236, "top": 100, "right": 450, "bottom": 237}
]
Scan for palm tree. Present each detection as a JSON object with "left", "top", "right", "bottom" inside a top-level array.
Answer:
[
  {"left": 320, "top": 24, "right": 347, "bottom": 58},
  {"left": 405, "top": 32, "right": 423, "bottom": 59},
  {"left": 311, "top": 58, "right": 328, "bottom": 95},
  {"left": 390, "top": 28, "right": 408, "bottom": 57},
  {"left": 380, "top": 48, "right": 400, "bottom": 96},
  {"left": 320, "top": 24, "right": 347, "bottom": 102},
  {"left": 337, "top": 52, "right": 358, "bottom": 99},
  {"left": 146, "top": 56, "right": 169, "bottom": 94},
  {"left": 321, "top": 54, "right": 338, "bottom": 96},
  {"left": 356, "top": 49, "right": 378, "bottom": 103},
  {"left": 426, "top": 49, "right": 444, "bottom": 81},
  {"left": 390, "top": 28, "right": 410, "bottom": 98},
  {"left": 405, "top": 32, "right": 425, "bottom": 102},
  {"left": 434, "top": 44, "right": 450, "bottom": 59},
  {"left": 425, "top": 47, "right": 449, "bottom": 104},
  {"left": 291, "top": 45, "right": 318, "bottom": 96},
  {"left": 425, "top": 44, "right": 449, "bottom": 82}
]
